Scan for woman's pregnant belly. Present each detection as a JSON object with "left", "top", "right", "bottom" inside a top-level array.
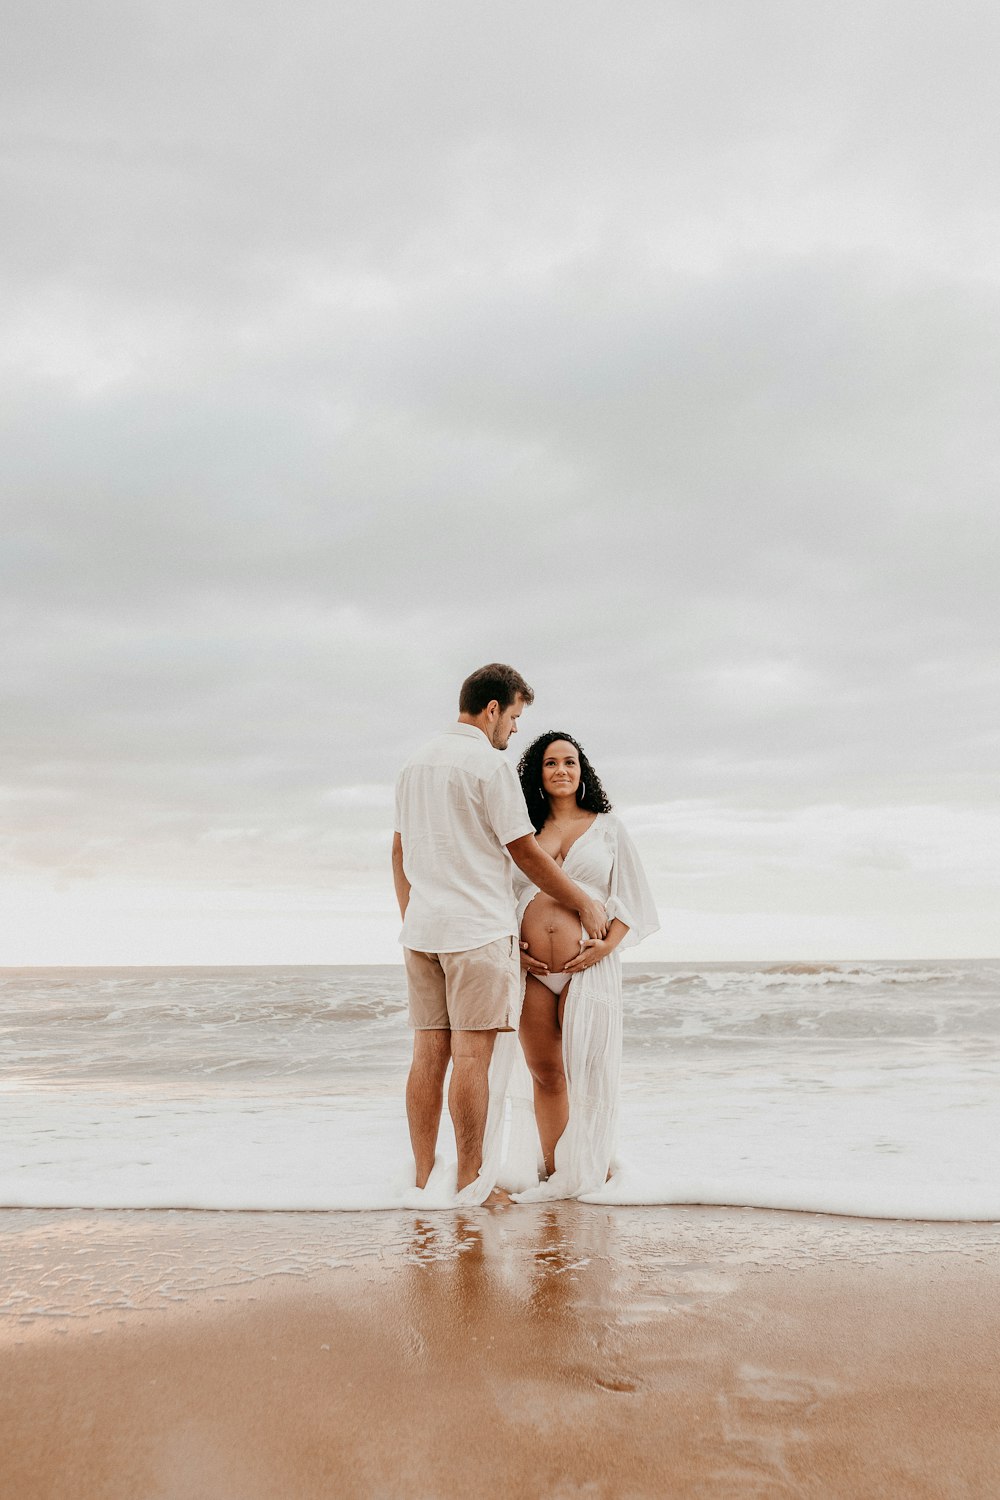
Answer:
[{"left": 520, "top": 893, "right": 584, "bottom": 974}]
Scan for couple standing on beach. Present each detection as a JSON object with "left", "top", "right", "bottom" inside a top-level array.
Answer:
[{"left": 392, "top": 663, "right": 659, "bottom": 1208}]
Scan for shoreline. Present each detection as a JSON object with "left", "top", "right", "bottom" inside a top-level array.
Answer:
[
  {"left": 3, "top": 1205, "right": 1000, "bottom": 1498},
  {"left": 3, "top": 1200, "right": 1000, "bottom": 1223},
  {"left": 3, "top": 957, "right": 998, "bottom": 969}
]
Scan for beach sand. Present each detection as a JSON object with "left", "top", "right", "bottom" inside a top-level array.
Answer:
[{"left": 2, "top": 1204, "right": 999, "bottom": 1499}]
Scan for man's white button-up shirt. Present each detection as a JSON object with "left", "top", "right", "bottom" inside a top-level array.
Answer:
[{"left": 394, "top": 723, "right": 534, "bottom": 953}]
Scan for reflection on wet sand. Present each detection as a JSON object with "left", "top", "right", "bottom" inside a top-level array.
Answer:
[{"left": 400, "top": 1208, "right": 627, "bottom": 1390}]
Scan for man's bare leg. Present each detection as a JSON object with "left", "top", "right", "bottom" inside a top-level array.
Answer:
[
  {"left": 449, "top": 1028, "right": 497, "bottom": 1193},
  {"left": 406, "top": 1029, "right": 451, "bottom": 1188}
]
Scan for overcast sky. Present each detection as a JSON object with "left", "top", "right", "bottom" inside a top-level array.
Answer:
[{"left": 3, "top": 1, "right": 998, "bottom": 964}]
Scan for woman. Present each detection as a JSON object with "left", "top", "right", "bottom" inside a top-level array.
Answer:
[{"left": 502, "top": 731, "right": 659, "bottom": 1201}]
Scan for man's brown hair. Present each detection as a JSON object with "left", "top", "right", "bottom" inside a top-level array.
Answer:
[{"left": 459, "top": 663, "right": 535, "bottom": 716}]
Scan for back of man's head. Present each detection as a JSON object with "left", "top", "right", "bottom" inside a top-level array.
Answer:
[{"left": 459, "top": 663, "right": 535, "bottom": 716}]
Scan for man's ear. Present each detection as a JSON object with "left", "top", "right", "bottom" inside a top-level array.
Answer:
[{"left": 484, "top": 699, "right": 500, "bottom": 721}]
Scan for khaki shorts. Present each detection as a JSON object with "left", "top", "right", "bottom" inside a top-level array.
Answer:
[{"left": 405, "top": 936, "right": 519, "bottom": 1032}]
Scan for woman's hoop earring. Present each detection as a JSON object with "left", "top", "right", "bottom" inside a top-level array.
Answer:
[{"left": 578, "top": 781, "right": 587, "bottom": 801}]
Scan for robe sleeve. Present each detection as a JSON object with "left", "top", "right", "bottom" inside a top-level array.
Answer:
[{"left": 605, "top": 816, "right": 660, "bottom": 950}]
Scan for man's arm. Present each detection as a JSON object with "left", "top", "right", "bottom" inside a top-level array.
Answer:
[
  {"left": 506, "top": 834, "right": 608, "bottom": 938},
  {"left": 391, "top": 832, "right": 410, "bottom": 920}
]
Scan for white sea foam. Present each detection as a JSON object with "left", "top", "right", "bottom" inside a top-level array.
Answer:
[{"left": 1, "top": 962, "right": 998, "bottom": 1219}]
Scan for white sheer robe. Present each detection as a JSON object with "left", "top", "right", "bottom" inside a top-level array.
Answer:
[
  {"left": 403, "top": 814, "right": 658, "bottom": 1209},
  {"left": 484, "top": 813, "right": 659, "bottom": 1204}
]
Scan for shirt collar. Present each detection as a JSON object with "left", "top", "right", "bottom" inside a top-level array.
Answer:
[{"left": 446, "top": 722, "right": 492, "bottom": 743}]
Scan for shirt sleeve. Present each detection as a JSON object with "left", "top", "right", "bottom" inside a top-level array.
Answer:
[
  {"left": 393, "top": 774, "right": 403, "bottom": 835},
  {"left": 483, "top": 760, "right": 534, "bottom": 847},
  {"left": 605, "top": 817, "right": 660, "bottom": 950}
]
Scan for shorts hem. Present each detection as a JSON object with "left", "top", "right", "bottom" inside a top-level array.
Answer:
[{"left": 409, "top": 1020, "right": 514, "bottom": 1032}]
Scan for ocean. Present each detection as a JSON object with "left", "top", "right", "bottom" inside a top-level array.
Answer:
[{"left": 1, "top": 960, "right": 998, "bottom": 1220}]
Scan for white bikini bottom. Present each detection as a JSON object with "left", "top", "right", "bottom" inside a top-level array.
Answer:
[{"left": 533, "top": 970, "right": 570, "bottom": 996}]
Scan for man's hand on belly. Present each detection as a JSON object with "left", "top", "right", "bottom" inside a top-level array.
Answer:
[{"left": 578, "top": 898, "right": 609, "bottom": 940}]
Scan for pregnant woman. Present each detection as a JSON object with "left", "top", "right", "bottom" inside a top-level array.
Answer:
[{"left": 504, "top": 730, "right": 659, "bottom": 1201}]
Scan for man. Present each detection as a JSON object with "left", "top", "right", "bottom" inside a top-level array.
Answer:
[{"left": 392, "top": 662, "right": 608, "bottom": 1205}]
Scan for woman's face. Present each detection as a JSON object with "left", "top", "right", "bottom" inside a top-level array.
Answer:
[{"left": 541, "top": 740, "right": 581, "bottom": 799}]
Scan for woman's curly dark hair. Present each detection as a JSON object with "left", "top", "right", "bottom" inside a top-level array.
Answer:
[{"left": 516, "top": 731, "right": 613, "bottom": 833}]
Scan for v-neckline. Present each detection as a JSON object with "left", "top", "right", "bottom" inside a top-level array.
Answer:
[{"left": 544, "top": 812, "right": 599, "bottom": 867}]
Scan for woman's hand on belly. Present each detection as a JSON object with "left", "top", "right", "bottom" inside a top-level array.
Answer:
[
  {"left": 519, "top": 940, "right": 549, "bottom": 977},
  {"left": 562, "top": 936, "right": 611, "bottom": 974}
]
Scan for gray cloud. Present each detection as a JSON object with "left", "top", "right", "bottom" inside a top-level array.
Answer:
[{"left": 3, "top": 1, "right": 998, "bottom": 957}]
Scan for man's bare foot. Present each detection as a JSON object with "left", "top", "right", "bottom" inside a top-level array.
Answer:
[{"left": 482, "top": 1187, "right": 513, "bottom": 1208}]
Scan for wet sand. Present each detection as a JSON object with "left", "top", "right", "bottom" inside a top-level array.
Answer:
[{"left": 2, "top": 1204, "right": 999, "bottom": 1499}]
